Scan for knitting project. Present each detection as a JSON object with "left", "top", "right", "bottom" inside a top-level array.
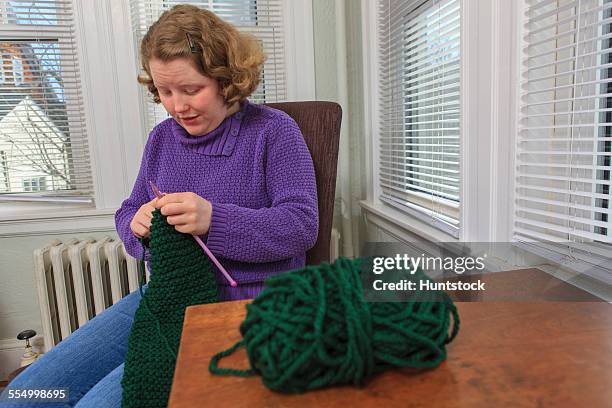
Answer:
[
  {"left": 121, "top": 209, "right": 218, "bottom": 408},
  {"left": 209, "top": 257, "right": 460, "bottom": 393}
]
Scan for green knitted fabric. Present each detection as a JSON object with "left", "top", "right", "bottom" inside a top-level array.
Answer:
[
  {"left": 121, "top": 209, "right": 218, "bottom": 408},
  {"left": 209, "top": 257, "right": 459, "bottom": 393}
]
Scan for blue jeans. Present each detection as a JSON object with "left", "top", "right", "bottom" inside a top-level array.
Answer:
[{"left": 2, "top": 288, "right": 142, "bottom": 408}]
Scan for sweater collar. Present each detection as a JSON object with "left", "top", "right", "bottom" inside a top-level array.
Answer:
[{"left": 170, "top": 100, "right": 249, "bottom": 156}]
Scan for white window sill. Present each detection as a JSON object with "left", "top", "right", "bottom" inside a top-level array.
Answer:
[
  {"left": 0, "top": 205, "right": 117, "bottom": 237},
  {"left": 360, "top": 200, "right": 459, "bottom": 244}
]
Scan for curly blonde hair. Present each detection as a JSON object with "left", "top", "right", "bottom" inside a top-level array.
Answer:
[{"left": 138, "top": 4, "right": 265, "bottom": 105}]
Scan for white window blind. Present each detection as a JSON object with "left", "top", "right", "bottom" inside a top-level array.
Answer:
[
  {"left": 0, "top": 0, "right": 92, "bottom": 202},
  {"left": 377, "top": 0, "right": 461, "bottom": 237},
  {"left": 130, "top": 0, "right": 286, "bottom": 133},
  {"left": 517, "top": 0, "right": 612, "bottom": 250}
]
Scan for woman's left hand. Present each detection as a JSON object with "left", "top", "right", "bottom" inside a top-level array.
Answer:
[{"left": 154, "top": 192, "right": 212, "bottom": 235}]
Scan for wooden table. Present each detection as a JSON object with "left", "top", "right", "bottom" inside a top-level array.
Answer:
[{"left": 168, "top": 269, "right": 612, "bottom": 407}]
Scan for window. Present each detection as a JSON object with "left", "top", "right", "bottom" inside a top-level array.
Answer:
[
  {"left": 130, "top": 0, "right": 287, "bottom": 133},
  {"left": 517, "top": 0, "right": 611, "bottom": 275},
  {"left": 377, "top": 0, "right": 461, "bottom": 237},
  {"left": 11, "top": 55, "right": 23, "bottom": 85},
  {"left": 22, "top": 175, "right": 46, "bottom": 192},
  {"left": 596, "top": 0, "right": 612, "bottom": 237},
  {"left": 518, "top": 0, "right": 612, "bottom": 243},
  {"left": 0, "top": 1, "right": 92, "bottom": 202},
  {"left": 0, "top": 60, "right": 5, "bottom": 84},
  {"left": 0, "top": 150, "right": 8, "bottom": 191}
]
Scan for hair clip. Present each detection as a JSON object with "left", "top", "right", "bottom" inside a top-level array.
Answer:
[{"left": 186, "top": 32, "right": 199, "bottom": 53}]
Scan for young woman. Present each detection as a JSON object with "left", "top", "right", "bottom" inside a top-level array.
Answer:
[{"left": 5, "top": 5, "right": 317, "bottom": 407}]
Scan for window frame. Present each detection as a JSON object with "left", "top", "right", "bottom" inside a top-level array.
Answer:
[
  {"left": 373, "top": 0, "right": 462, "bottom": 238},
  {"left": 0, "top": 21, "right": 90, "bottom": 201},
  {"left": 360, "top": 0, "right": 518, "bottom": 243}
]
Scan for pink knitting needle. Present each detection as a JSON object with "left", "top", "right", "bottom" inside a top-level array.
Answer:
[{"left": 149, "top": 181, "right": 237, "bottom": 287}]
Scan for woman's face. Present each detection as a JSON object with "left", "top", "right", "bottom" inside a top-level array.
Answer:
[{"left": 149, "top": 57, "right": 230, "bottom": 136}]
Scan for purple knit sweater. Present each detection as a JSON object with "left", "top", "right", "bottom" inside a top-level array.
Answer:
[{"left": 115, "top": 100, "right": 318, "bottom": 297}]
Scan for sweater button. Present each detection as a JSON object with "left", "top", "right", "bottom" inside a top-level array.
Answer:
[{"left": 231, "top": 129, "right": 238, "bottom": 136}]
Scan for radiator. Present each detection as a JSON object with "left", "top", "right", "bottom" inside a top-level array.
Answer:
[{"left": 33, "top": 238, "right": 145, "bottom": 352}]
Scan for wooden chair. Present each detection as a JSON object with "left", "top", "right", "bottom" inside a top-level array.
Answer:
[{"left": 265, "top": 101, "right": 342, "bottom": 265}]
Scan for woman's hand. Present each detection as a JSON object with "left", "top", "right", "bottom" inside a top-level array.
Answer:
[
  {"left": 130, "top": 198, "right": 158, "bottom": 238},
  {"left": 155, "top": 192, "right": 213, "bottom": 235}
]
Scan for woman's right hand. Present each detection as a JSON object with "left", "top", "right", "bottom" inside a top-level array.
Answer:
[{"left": 130, "top": 198, "right": 158, "bottom": 238}]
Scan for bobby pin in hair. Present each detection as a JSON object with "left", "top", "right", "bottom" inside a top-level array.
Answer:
[{"left": 186, "top": 32, "right": 199, "bottom": 53}]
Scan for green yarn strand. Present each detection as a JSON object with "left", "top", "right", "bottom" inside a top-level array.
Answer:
[
  {"left": 208, "top": 340, "right": 256, "bottom": 377},
  {"left": 209, "top": 256, "right": 460, "bottom": 394}
]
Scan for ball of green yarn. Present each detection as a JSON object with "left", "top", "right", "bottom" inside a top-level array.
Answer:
[{"left": 210, "top": 257, "right": 459, "bottom": 393}]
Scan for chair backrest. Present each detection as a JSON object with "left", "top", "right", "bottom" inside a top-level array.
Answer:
[{"left": 265, "top": 101, "right": 342, "bottom": 265}]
